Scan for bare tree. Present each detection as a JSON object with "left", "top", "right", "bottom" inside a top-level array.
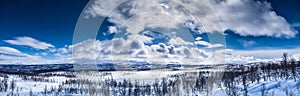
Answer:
[
  {"left": 282, "top": 53, "right": 289, "bottom": 78},
  {"left": 290, "top": 58, "right": 297, "bottom": 80},
  {"left": 282, "top": 53, "right": 288, "bottom": 65},
  {"left": 261, "top": 83, "right": 266, "bottom": 96}
]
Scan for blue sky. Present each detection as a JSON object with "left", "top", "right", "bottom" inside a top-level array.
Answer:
[
  {"left": 0, "top": 0, "right": 300, "bottom": 64},
  {"left": 0, "top": 0, "right": 89, "bottom": 47}
]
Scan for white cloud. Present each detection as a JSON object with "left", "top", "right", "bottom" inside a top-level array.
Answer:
[
  {"left": 81, "top": 0, "right": 300, "bottom": 64},
  {"left": 108, "top": 26, "right": 118, "bottom": 33},
  {"left": 291, "top": 22, "right": 300, "bottom": 28},
  {"left": 85, "top": 0, "right": 203, "bottom": 35},
  {"left": 57, "top": 47, "right": 69, "bottom": 54},
  {"left": 70, "top": 39, "right": 102, "bottom": 61},
  {"left": 0, "top": 38, "right": 265, "bottom": 65},
  {"left": 174, "top": 0, "right": 297, "bottom": 37},
  {"left": 209, "top": 44, "right": 223, "bottom": 48},
  {"left": 0, "top": 54, "right": 72, "bottom": 65},
  {"left": 220, "top": 48, "right": 275, "bottom": 64},
  {"left": 240, "top": 40, "right": 256, "bottom": 48},
  {"left": 195, "top": 41, "right": 211, "bottom": 46},
  {"left": 4, "top": 36, "right": 54, "bottom": 50},
  {"left": 86, "top": 0, "right": 297, "bottom": 38},
  {"left": 225, "top": 55, "right": 273, "bottom": 64},
  {"left": 291, "top": 53, "right": 300, "bottom": 61},
  {"left": 65, "top": 38, "right": 182, "bottom": 64},
  {"left": 127, "top": 34, "right": 154, "bottom": 44},
  {"left": 195, "top": 41, "right": 223, "bottom": 48},
  {"left": 80, "top": 0, "right": 300, "bottom": 64},
  {"left": 0, "top": 39, "right": 229, "bottom": 64},
  {"left": 169, "top": 37, "right": 193, "bottom": 46},
  {"left": 5, "top": 35, "right": 298, "bottom": 65},
  {"left": 0, "top": 37, "right": 71, "bottom": 64},
  {"left": 0, "top": 46, "right": 63, "bottom": 64},
  {"left": 232, "top": 48, "right": 300, "bottom": 59},
  {"left": 66, "top": 38, "right": 227, "bottom": 65},
  {"left": 213, "top": 0, "right": 297, "bottom": 38},
  {"left": 202, "top": 47, "right": 300, "bottom": 64},
  {"left": 0, "top": 47, "right": 23, "bottom": 55},
  {"left": 195, "top": 37, "right": 202, "bottom": 41}
]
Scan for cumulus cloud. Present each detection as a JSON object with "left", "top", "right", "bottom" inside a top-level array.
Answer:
[
  {"left": 0, "top": 37, "right": 221, "bottom": 64},
  {"left": 85, "top": 0, "right": 202, "bottom": 34},
  {"left": 127, "top": 34, "right": 154, "bottom": 44},
  {"left": 76, "top": 0, "right": 300, "bottom": 64},
  {"left": 69, "top": 38, "right": 147, "bottom": 63},
  {"left": 67, "top": 38, "right": 228, "bottom": 64},
  {"left": 80, "top": 0, "right": 299, "bottom": 64},
  {"left": 4, "top": 36, "right": 54, "bottom": 50},
  {"left": 225, "top": 55, "right": 272, "bottom": 64},
  {"left": 70, "top": 39, "right": 102, "bottom": 61},
  {"left": 86, "top": 0, "right": 297, "bottom": 38},
  {"left": 169, "top": 37, "right": 193, "bottom": 46},
  {"left": 221, "top": 48, "right": 276, "bottom": 64},
  {"left": 212, "top": 0, "right": 297, "bottom": 38},
  {"left": 108, "top": 26, "right": 118, "bottom": 33},
  {"left": 174, "top": 0, "right": 297, "bottom": 37},
  {"left": 0, "top": 38, "right": 267, "bottom": 65}
]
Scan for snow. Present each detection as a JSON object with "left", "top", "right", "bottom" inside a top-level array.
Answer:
[{"left": 247, "top": 79, "right": 300, "bottom": 96}]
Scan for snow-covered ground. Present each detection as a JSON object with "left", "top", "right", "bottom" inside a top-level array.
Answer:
[
  {"left": 246, "top": 78, "right": 300, "bottom": 96},
  {"left": 0, "top": 63, "right": 299, "bottom": 96}
]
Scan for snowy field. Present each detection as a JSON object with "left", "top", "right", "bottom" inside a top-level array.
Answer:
[{"left": 0, "top": 63, "right": 300, "bottom": 96}]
